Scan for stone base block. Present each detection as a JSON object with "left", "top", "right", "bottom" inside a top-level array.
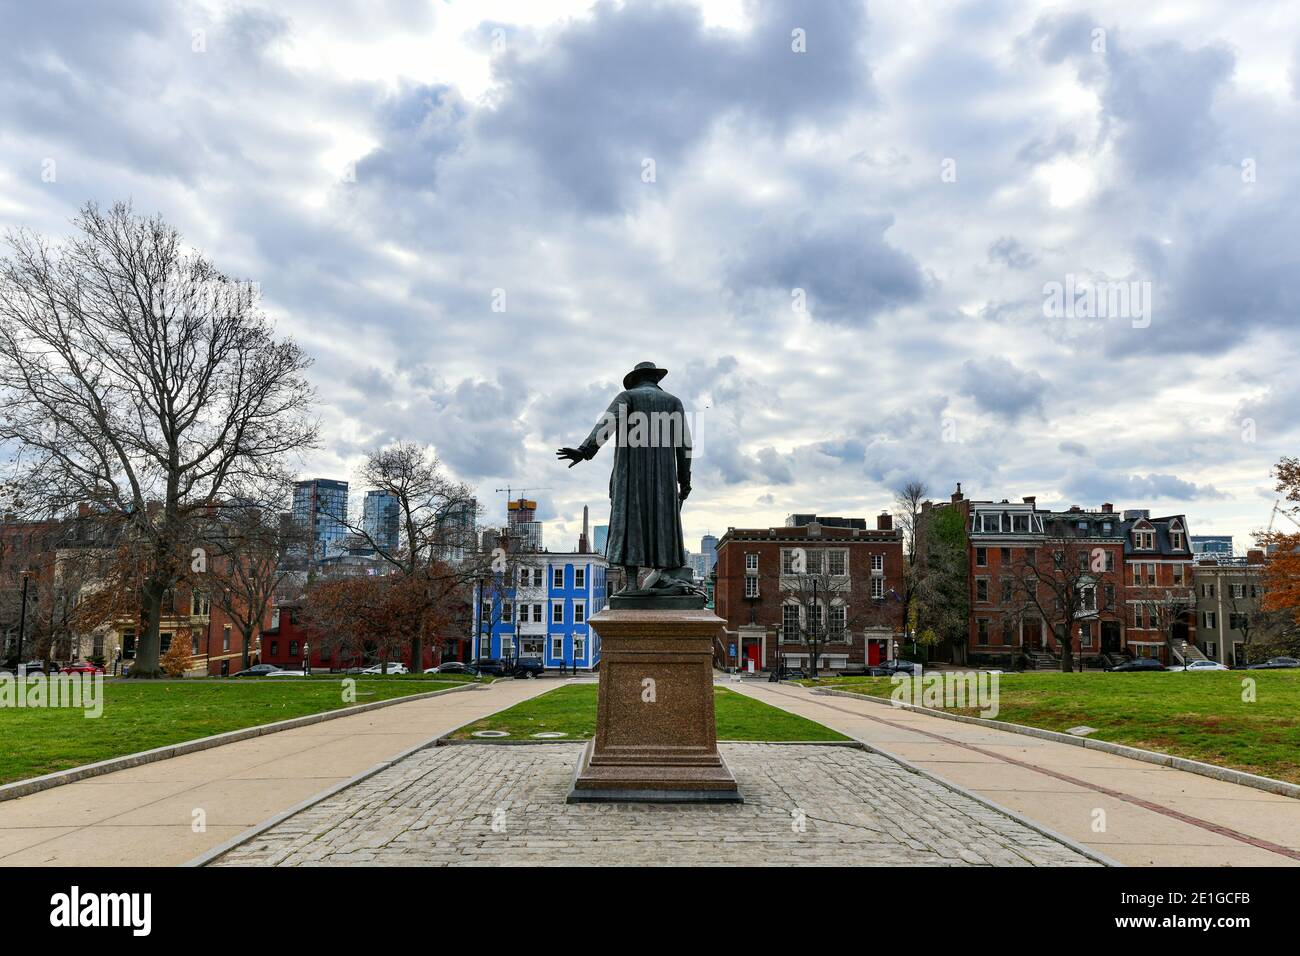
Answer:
[{"left": 568, "top": 607, "right": 742, "bottom": 804}]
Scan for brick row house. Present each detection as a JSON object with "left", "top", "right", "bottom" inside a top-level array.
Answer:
[
  {"left": 713, "top": 513, "right": 905, "bottom": 673},
  {"left": 923, "top": 486, "right": 1208, "bottom": 667},
  {"left": 1121, "top": 511, "right": 1196, "bottom": 662}
]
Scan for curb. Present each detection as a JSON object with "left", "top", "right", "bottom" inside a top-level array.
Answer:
[
  {"left": 0, "top": 680, "right": 483, "bottom": 804},
  {"left": 814, "top": 687, "right": 1300, "bottom": 800}
]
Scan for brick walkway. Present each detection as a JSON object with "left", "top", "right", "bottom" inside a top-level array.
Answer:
[{"left": 209, "top": 743, "right": 1098, "bottom": 866}]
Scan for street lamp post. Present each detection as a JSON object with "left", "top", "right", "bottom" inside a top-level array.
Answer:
[{"left": 15, "top": 571, "right": 31, "bottom": 667}]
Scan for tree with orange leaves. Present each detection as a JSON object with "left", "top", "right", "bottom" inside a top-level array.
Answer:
[{"left": 1258, "top": 456, "right": 1300, "bottom": 655}]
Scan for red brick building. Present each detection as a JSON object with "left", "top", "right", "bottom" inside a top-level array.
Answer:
[
  {"left": 714, "top": 513, "right": 905, "bottom": 673},
  {"left": 1121, "top": 511, "right": 1195, "bottom": 664},
  {"left": 922, "top": 486, "right": 1176, "bottom": 667}
]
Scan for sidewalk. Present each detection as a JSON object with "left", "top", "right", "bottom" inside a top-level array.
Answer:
[
  {"left": 729, "top": 682, "right": 1300, "bottom": 867},
  {"left": 0, "top": 679, "right": 553, "bottom": 867}
]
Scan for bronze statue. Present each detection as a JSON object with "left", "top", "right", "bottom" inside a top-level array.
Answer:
[{"left": 557, "top": 361, "right": 702, "bottom": 600}]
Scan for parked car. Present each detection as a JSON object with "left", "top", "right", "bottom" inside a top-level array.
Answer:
[
  {"left": 511, "top": 658, "right": 546, "bottom": 679},
  {"left": 264, "top": 668, "right": 307, "bottom": 676},
  {"left": 59, "top": 661, "right": 104, "bottom": 675},
  {"left": 232, "top": 664, "right": 282, "bottom": 677},
  {"left": 1247, "top": 657, "right": 1300, "bottom": 670},
  {"left": 767, "top": 665, "right": 807, "bottom": 681},
  {"left": 361, "top": 663, "right": 408, "bottom": 675},
  {"left": 468, "top": 658, "right": 508, "bottom": 677},
  {"left": 1105, "top": 658, "right": 1166, "bottom": 672},
  {"left": 433, "top": 661, "right": 469, "bottom": 674},
  {"left": 1169, "top": 660, "right": 1229, "bottom": 672}
]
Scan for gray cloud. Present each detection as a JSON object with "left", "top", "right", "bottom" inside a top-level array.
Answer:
[{"left": 958, "top": 358, "right": 1048, "bottom": 422}]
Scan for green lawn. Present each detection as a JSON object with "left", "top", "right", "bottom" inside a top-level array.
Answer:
[
  {"left": 806, "top": 671, "right": 1300, "bottom": 783},
  {"left": 451, "top": 683, "right": 848, "bottom": 742},
  {"left": 0, "top": 677, "right": 459, "bottom": 785}
]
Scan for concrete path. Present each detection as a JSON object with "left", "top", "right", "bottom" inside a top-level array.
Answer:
[
  {"left": 728, "top": 682, "right": 1300, "bottom": 866},
  {"left": 0, "top": 679, "right": 552, "bottom": 867}
]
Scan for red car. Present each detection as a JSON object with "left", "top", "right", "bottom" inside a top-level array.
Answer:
[{"left": 60, "top": 662, "right": 104, "bottom": 675}]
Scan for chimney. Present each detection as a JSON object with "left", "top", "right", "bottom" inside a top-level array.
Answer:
[
  {"left": 1247, "top": 548, "right": 1265, "bottom": 564},
  {"left": 1101, "top": 503, "right": 1114, "bottom": 514},
  {"left": 877, "top": 512, "right": 893, "bottom": 531},
  {"left": 1022, "top": 496, "right": 1036, "bottom": 507},
  {"left": 951, "top": 482, "right": 964, "bottom": 503},
  {"left": 1068, "top": 505, "right": 1082, "bottom": 513}
]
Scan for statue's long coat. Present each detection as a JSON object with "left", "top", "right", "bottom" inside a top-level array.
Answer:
[{"left": 578, "top": 382, "right": 691, "bottom": 570}]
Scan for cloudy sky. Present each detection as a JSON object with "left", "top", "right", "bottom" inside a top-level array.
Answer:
[{"left": 2, "top": 0, "right": 1297, "bottom": 551}]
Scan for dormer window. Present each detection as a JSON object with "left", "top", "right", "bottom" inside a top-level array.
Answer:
[
  {"left": 1134, "top": 530, "right": 1155, "bottom": 549},
  {"left": 1169, "top": 521, "right": 1184, "bottom": 550}
]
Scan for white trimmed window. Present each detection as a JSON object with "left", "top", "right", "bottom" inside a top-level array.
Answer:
[
  {"left": 552, "top": 602, "right": 564, "bottom": 624},
  {"left": 828, "top": 549, "right": 847, "bottom": 576},
  {"left": 532, "top": 603, "right": 543, "bottom": 623},
  {"left": 573, "top": 637, "right": 585, "bottom": 659},
  {"left": 871, "top": 553, "right": 884, "bottom": 574},
  {"left": 551, "top": 636, "right": 563, "bottom": 658},
  {"left": 575, "top": 567, "right": 586, "bottom": 589},
  {"left": 871, "top": 577, "right": 884, "bottom": 600},
  {"left": 574, "top": 601, "right": 585, "bottom": 624},
  {"left": 828, "top": 604, "right": 846, "bottom": 641},
  {"left": 781, "top": 604, "right": 800, "bottom": 642},
  {"left": 552, "top": 567, "right": 564, "bottom": 589},
  {"left": 745, "top": 553, "right": 758, "bottom": 572},
  {"left": 744, "top": 575, "right": 759, "bottom": 598}
]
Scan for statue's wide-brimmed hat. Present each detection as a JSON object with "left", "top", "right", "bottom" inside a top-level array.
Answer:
[{"left": 623, "top": 361, "right": 668, "bottom": 390}]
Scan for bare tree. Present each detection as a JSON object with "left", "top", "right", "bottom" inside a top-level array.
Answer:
[
  {"left": 893, "top": 480, "right": 927, "bottom": 648},
  {"left": 193, "top": 503, "right": 305, "bottom": 671},
  {"left": 1007, "top": 538, "right": 1120, "bottom": 673},
  {"left": 0, "top": 202, "right": 317, "bottom": 676},
  {"left": 325, "top": 443, "right": 482, "bottom": 670},
  {"left": 759, "top": 548, "right": 893, "bottom": 679}
]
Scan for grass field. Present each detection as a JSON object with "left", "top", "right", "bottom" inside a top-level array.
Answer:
[
  {"left": 0, "top": 677, "right": 459, "bottom": 785},
  {"left": 804, "top": 671, "right": 1300, "bottom": 783},
  {"left": 451, "top": 683, "right": 848, "bottom": 741}
]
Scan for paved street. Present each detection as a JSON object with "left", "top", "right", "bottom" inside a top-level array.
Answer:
[
  {"left": 727, "top": 681, "right": 1300, "bottom": 867},
  {"left": 0, "top": 679, "right": 555, "bottom": 867},
  {"left": 210, "top": 742, "right": 1097, "bottom": 866}
]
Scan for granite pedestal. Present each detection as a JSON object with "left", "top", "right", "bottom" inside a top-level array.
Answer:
[{"left": 568, "top": 606, "right": 742, "bottom": 803}]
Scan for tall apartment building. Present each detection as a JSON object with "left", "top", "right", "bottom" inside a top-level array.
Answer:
[
  {"left": 506, "top": 498, "right": 543, "bottom": 552},
  {"left": 292, "top": 479, "right": 349, "bottom": 559},
  {"left": 361, "top": 490, "right": 400, "bottom": 553},
  {"left": 473, "top": 550, "right": 609, "bottom": 671},
  {"left": 713, "top": 513, "right": 905, "bottom": 672}
]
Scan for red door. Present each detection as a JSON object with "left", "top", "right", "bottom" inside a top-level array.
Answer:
[
  {"left": 867, "top": 641, "right": 882, "bottom": 666},
  {"left": 745, "top": 644, "right": 760, "bottom": 669}
]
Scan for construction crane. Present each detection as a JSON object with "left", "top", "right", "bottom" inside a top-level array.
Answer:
[
  {"left": 1266, "top": 500, "right": 1300, "bottom": 534},
  {"left": 493, "top": 486, "right": 552, "bottom": 520}
]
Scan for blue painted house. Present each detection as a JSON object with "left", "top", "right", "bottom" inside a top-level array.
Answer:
[{"left": 474, "top": 551, "right": 608, "bottom": 671}]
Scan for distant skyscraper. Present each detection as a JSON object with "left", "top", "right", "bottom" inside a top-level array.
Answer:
[
  {"left": 507, "top": 498, "right": 543, "bottom": 551},
  {"left": 699, "top": 534, "right": 718, "bottom": 573},
  {"left": 292, "top": 479, "right": 349, "bottom": 559},
  {"left": 362, "top": 490, "right": 400, "bottom": 553},
  {"left": 1191, "top": 535, "right": 1233, "bottom": 556},
  {"left": 593, "top": 524, "right": 609, "bottom": 556}
]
